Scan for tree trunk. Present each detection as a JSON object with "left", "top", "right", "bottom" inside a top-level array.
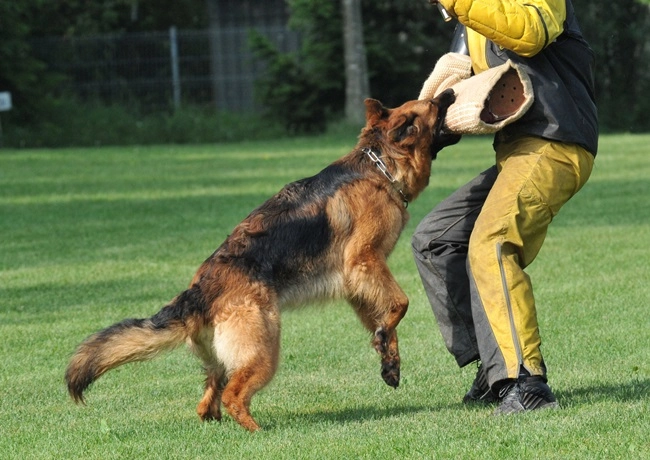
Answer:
[{"left": 341, "top": 0, "right": 370, "bottom": 125}]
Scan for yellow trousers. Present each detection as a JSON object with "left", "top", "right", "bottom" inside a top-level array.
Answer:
[{"left": 412, "top": 136, "right": 593, "bottom": 388}]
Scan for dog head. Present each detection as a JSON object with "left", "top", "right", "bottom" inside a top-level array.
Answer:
[
  {"left": 360, "top": 89, "right": 459, "bottom": 201},
  {"left": 363, "top": 89, "right": 459, "bottom": 161}
]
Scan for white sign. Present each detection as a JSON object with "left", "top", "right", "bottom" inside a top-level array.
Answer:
[{"left": 0, "top": 92, "right": 12, "bottom": 111}]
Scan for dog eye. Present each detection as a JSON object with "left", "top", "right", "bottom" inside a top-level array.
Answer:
[
  {"left": 403, "top": 122, "right": 418, "bottom": 137},
  {"left": 390, "top": 116, "right": 418, "bottom": 142}
]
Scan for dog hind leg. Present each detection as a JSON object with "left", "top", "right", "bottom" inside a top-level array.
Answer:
[
  {"left": 221, "top": 358, "right": 275, "bottom": 432},
  {"left": 188, "top": 329, "right": 226, "bottom": 421},
  {"left": 213, "top": 301, "right": 280, "bottom": 431},
  {"left": 197, "top": 367, "right": 226, "bottom": 421}
]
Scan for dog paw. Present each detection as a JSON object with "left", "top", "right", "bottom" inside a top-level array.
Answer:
[
  {"left": 199, "top": 411, "right": 222, "bottom": 422},
  {"left": 197, "top": 403, "right": 222, "bottom": 422},
  {"left": 381, "top": 360, "right": 400, "bottom": 388}
]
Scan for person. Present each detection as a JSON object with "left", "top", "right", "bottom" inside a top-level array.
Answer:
[{"left": 412, "top": 0, "right": 598, "bottom": 414}]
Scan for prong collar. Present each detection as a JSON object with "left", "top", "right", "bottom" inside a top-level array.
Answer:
[{"left": 362, "top": 147, "right": 408, "bottom": 208}]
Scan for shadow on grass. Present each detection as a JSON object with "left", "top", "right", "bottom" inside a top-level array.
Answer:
[
  {"left": 260, "top": 378, "right": 650, "bottom": 429},
  {"left": 556, "top": 378, "right": 649, "bottom": 406},
  {"left": 262, "top": 401, "right": 461, "bottom": 431}
]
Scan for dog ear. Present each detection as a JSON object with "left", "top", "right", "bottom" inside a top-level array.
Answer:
[
  {"left": 388, "top": 115, "right": 417, "bottom": 143},
  {"left": 365, "top": 98, "right": 389, "bottom": 124}
]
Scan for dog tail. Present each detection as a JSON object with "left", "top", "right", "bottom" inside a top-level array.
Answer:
[{"left": 65, "top": 285, "right": 205, "bottom": 403}]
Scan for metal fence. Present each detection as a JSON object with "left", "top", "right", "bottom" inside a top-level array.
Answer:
[{"left": 32, "top": 26, "right": 300, "bottom": 113}]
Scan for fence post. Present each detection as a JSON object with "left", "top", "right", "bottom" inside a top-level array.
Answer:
[{"left": 169, "top": 26, "right": 181, "bottom": 110}]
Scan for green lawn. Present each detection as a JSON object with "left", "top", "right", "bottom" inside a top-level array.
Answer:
[{"left": 1, "top": 133, "right": 648, "bottom": 459}]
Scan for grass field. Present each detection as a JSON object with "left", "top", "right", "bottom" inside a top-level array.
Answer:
[{"left": 1, "top": 132, "right": 648, "bottom": 459}]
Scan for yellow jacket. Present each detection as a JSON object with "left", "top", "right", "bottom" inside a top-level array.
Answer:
[{"left": 439, "top": 0, "right": 567, "bottom": 72}]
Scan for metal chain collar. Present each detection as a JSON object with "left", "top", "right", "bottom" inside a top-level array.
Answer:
[{"left": 362, "top": 147, "right": 408, "bottom": 208}]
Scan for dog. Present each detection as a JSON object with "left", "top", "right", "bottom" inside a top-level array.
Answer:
[{"left": 65, "top": 89, "right": 458, "bottom": 431}]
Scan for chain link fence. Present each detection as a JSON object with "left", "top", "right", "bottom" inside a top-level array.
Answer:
[{"left": 32, "top": 26, "right": 300, "bottom": 113}]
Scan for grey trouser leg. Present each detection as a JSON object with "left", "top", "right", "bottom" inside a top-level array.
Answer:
[{"left": 411, "top": 166, "right": 497, "bottom": 367}]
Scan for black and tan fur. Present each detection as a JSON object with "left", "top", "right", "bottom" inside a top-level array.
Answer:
[{"left": 65, "top": 89, "right": 458, "bottom": 431}]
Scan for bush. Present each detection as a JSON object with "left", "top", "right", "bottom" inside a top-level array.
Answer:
[
  {"left": 1, "top": 97, "right": 287, "bottom": 148},
  {"left": 249, "top": 31, "right": 328, "bottom": 135}
]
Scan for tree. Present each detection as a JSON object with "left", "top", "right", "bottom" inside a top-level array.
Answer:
[
  {"left": 574, "top": 0, "right": 650, "bottom": 132},
  {"left": 249, "top": 0, "right": 343, "bottom": 133},
  {"left": 250, "top": 0, "right": 453, "bottom": 132},
  {"left": 0, "top": 2, "right": 54, "bottom": 122},
  {"left": 341, "top": 0, "right": 370, "bottom": 125},
  {"left": 3, "top": 0, "right": 650, "bottom": 144}
]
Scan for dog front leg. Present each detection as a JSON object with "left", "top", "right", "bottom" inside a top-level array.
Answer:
[
  {"left": 373, "top": 326, "right": 401, "bottom": 388},
  {"left": 344, "top": 255, "right": 408, "bottom": 388}
]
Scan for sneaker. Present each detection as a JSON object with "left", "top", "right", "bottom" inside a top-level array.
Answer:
[
  {"left": 494, "top": 376, "right": 559, "bottom": 414},
  {"left": 463, "top": 363, "right": 498, "bottom": 404}
]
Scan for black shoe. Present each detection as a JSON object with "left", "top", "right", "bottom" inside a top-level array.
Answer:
[
  {"left": 463, "top": 363, "right": 498, "bottom": 404},
  {"left": 494, "top": 376, "right": 559, "bottom": 414}
]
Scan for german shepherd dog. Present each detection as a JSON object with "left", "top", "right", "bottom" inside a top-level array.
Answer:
[{"left": 65, "top": 89, "right": 458, "bottom": 431}]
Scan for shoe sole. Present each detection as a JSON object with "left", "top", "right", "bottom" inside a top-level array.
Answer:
[{"left": 494, "top": 401, "right": 560, "bottom": 415}]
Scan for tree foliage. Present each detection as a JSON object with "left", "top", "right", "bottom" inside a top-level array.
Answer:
[
  {"left": 574, "top": 0, "right": 650, "bottom": 132},
  {"left": 0, "top": 2, "right": 55, "bottom": 122},
  {"left": 249, "top": 31, "right": 327, "bottom": 133},
  {"left": 249, "top": 0, "right": 343, "bottom": 132},
  {"left": 251, "top": 0, "right": 454, "bottom": 132},
  {"left": 254, "top": 0, "right": 650, "bottom": 133},
  {"left": 1, "top": 0, "right": 649, "bottom": 145},
  {"left": 0, "top": 0, "right": 207, "bottom": 126}
]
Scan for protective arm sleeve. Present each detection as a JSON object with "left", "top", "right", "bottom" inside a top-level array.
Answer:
[{"left": 438, "top": 0, "right": 566, "bottom": 57}]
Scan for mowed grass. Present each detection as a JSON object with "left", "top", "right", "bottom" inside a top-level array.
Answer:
[{"left": 1, "top": 133, "right": 648, "bottom": 459}]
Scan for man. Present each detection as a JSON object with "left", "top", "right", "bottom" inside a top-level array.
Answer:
[{"left": 412, "top": 0, "right": 598, "bottom": 413}]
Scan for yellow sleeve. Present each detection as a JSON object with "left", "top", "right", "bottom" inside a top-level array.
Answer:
[{"left": 438, "top": 0, "right": 566, "bottom": 57}]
